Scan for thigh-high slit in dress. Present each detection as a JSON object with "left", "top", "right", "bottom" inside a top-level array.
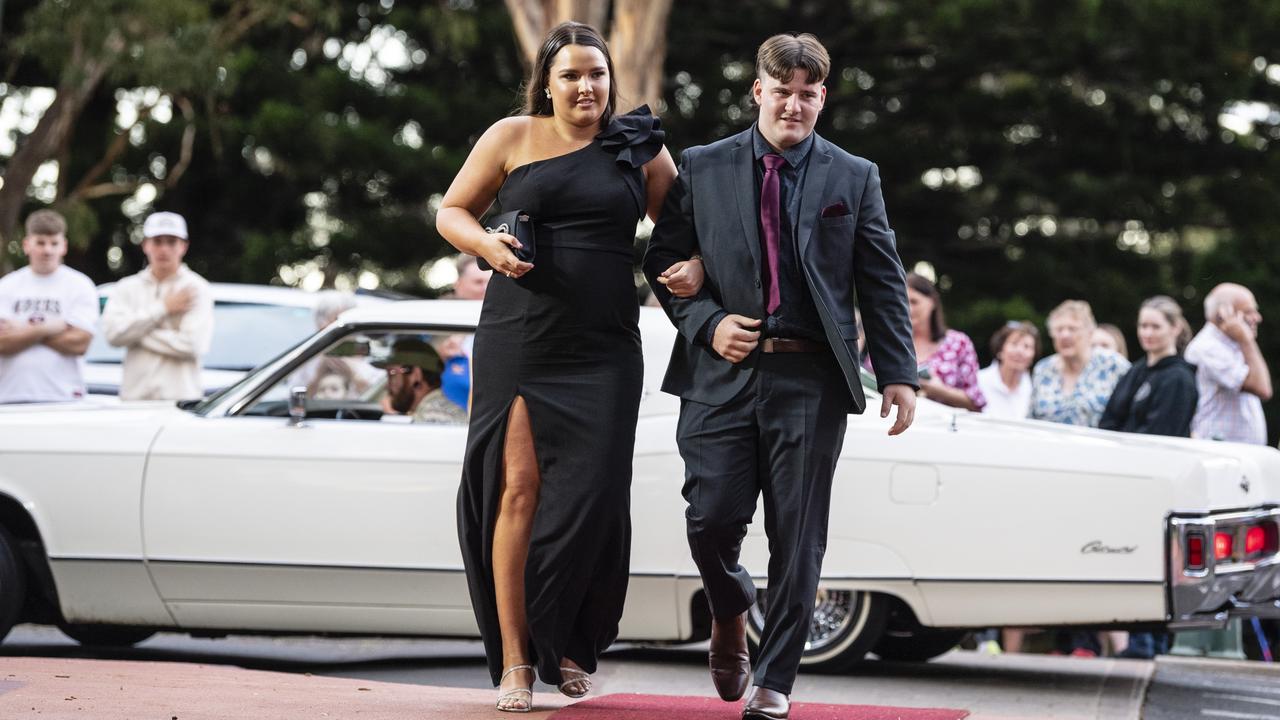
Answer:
[{"left": 457, "top": 107, "right": 663, "bottom": 686}]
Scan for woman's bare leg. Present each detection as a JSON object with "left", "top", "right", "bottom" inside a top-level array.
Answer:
[{"left": 493, "top": 396, "right": 541, "bottom": 710}]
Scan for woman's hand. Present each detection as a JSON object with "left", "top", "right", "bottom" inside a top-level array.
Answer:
[
  {"left": 919, "top": 376, "right": 978, "bottom": 411},
  {"left": 918, "top": 375, "right": 945, "bottom": 398},
  {"left": 658, "top": 257, "right": 704, "bottom": 298},
  {"left": 479, "top": 232, "right": 534, "bottom": 279}
]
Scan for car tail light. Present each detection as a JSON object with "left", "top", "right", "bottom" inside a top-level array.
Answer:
[
  {"left": 1214, "top": 532, "right": 1234, "bottom": 561},
  {"left": 1187, "top": 533, "right": 1205, "bottom": 570},
  {"left": 1246, "top": 527, "right": 1265, "bottom": 555},
  {"left": 1245, "top": 521, "right": 1279, "bottom": 558}
]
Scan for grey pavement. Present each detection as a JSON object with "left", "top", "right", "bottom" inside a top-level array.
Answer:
[
  {"left": 0, "top": 624, "right": 1160, "bottom": 719},
  {"left": 1144, "top": 655, "right": 1280, "bottom": 720}
]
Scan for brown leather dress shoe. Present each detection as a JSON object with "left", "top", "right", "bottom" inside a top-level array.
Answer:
[
  {"left": 708, "top": 611, "right": 751, "bottom": 701},
  {"left": 742, "top": 685, "right": 790, "bottom": 720}
]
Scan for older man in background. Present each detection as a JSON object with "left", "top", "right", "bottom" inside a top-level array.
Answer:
[
  {"left": 1184, "top": 282, "right": 1272, "bottom": 444},
  {"left": 102, "top": 211, "right": 213, "bottom": 401},
  {"left": 450, "top": 254, "right": 491, "bottom": 300}
]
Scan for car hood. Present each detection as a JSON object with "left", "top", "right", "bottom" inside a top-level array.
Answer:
[{"left": 0, "top": 399, "right": 192, "bottom": 458}]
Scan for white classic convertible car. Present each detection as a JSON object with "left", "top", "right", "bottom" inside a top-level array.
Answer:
[{"left": 0, "top": 300, "right": 1277, "bottom": 669}]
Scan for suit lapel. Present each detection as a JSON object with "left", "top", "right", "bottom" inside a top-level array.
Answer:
[
  {"left": 797, "top": 136, "right": 834, "bottom": 259},
  {"left": 730, "top": 136, "right": 762, "bottom": 275}
]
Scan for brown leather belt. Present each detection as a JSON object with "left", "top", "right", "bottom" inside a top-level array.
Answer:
[{"left": 761, "top": 337, "right": 826, "bottom": 353}]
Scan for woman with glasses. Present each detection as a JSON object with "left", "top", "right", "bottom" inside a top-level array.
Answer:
[{"left": 1031, "top": 300, "right": 1130, "bottom": 428}]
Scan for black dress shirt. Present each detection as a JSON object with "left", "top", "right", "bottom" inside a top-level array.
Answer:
[
  {"left": 701, "top": 126, "right": 826, "bottom": 347},
  {"left": 750, "top": 127, "right": 825, "bottom": 342}
]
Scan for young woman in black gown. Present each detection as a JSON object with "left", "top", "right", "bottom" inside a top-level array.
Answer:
[{"left": 436, "top": 22, "right": 702, "bottom": 712}]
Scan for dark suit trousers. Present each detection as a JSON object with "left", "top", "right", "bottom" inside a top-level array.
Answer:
[{"left": 677, "top": 350, "right": 848, "bottom": 695}]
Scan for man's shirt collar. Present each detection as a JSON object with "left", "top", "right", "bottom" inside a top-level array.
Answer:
[{"left": 752, "top": 124, "right": 813, "bottom": 167}]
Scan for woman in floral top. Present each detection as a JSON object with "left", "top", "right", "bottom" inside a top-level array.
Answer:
[
  {"left": 905, "top": 273, "right": 986, "bottom": 411},
  {"left": 1032, "top": 300, "right": 1130, "bottom": 427}
]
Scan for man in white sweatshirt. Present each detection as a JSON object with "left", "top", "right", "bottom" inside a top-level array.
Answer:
[
  {"left": 102, "top": 212, "right": 213, "bottom": 401},
  {"left": 0, "top": 210, "right": 99, "bottom": 403}
]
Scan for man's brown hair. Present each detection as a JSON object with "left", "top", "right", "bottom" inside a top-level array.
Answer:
[
  {"left": 756, "top": 33, "right": 831, "bottom": 84},
  {"left": 24, "top": 209, "right": 66, "bottom": 237}
]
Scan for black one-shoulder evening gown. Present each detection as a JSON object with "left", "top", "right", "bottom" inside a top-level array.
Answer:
[{"left": 457, "top": 107, "right": 664, "bottom": 686}]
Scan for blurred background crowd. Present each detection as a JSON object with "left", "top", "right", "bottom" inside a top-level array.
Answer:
[{"left": 2, "top": 0, "right": 1278, "bottom": 426}]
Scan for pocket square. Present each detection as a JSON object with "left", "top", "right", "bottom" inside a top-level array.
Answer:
[{"left": 821, "top": 202, "right": 850, "bottom": 218}]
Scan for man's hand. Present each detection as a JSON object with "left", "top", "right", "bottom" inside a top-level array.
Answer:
[
  {"left": 712, "top": 314, "right": 761, "bottom": 363},
  {"left": 164, "top": 286, "right": 197, "bottom": 316},
  {"left": 658, "top": 257, "right": 704, "bottom": 298},
  {"left": 880, "top": 383, "right": 917, "bottom": 436},
  {"left": 1218, "top": 307, "right": 1255, "bottom": 344}
]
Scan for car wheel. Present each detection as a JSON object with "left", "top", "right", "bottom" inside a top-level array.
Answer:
[
  {"left": 0, "top": 525, "right": 26, "bottom": 643},
  {"left": 745, "top": 588, "right": 888, "bottom": 673},
  {"left": 57, "top": 623, "right": 156, "bottom": 648}
]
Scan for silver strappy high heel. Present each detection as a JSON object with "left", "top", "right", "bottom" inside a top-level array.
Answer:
[
  {"left": 496, "top": 664, "right": 534, "bottom": 713},
  {"left": 558, "top": 665, "right": 592, "bottom": 699}
]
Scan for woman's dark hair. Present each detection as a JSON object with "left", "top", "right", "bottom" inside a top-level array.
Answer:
[
  {"left": 989, "top": 321, "right": 1041, "bottom": 360},
  {"left": 905, "top": 272, "right": 947, "bottom": 342},
  {"left": 521, "top": 21, "right": 617, "bottom": 128}
]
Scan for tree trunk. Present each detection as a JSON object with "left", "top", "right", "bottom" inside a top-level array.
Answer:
[
  {"left": 0, "top": 35, "right": 117, "bottom": 273},
  {"left": 607, "top": 0, "right": 672, "bottom": 113},
  {"left": 0, "top": 92, "right": 77, "bottom": 271},
  {"left": 503, "top": 0, "right": 671, "bottom": 112}
]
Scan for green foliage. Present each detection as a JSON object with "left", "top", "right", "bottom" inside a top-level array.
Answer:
[
  {"left": 5, "top": 1, "right": 1280, "bottom": 437},
  {"left": 660, "top": 0, "right": 1280, "bottom": 353},
  {"left": 15, "top": 0, "right": 209, "bottom": 85}
]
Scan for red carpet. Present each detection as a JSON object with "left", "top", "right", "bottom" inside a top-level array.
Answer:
[{"left": 551, "top": 693, "right": 969, "bottom": 719}]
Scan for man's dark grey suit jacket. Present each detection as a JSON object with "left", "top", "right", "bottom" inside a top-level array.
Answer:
[{"left": 643, "top": 127, "right": 918, "bottom": 412}]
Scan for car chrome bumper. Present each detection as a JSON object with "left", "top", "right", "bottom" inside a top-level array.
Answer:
[{"left": 1167, "top": 507, "right": 1280, "bottom": 629}]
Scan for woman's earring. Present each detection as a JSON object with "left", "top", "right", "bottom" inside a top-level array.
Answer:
[{"left": 544, "top": 88, "right": 551, "bottom": 99}]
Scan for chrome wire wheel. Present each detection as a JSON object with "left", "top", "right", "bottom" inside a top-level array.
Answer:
[
  {"left": 806, "top": 589, "right": 858, "bottom": 651},
  {"left": 745, "top": 587, "right": 888, "bottom": 672}
]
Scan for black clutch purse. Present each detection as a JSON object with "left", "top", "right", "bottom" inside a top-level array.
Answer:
[{"left": 477, "top": 210, "right": 535, "bottom": 271}]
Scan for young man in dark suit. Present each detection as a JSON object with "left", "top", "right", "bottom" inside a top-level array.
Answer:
[{"left": 644, "top": 33, "right": 919, "bottom": 720}]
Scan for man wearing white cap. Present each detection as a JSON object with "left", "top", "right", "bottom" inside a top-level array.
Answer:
[{"left": 102, "top": 211, "right": 213, "bottom": 401}]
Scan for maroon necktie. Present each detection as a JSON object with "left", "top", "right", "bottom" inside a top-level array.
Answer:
[{"left": 760, "top": 153, "right": 786, "bottom": 314}]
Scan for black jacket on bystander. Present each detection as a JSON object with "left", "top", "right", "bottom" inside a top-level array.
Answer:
[{"left": 1099, "top": 355, "right": 1198, "bottom": 438}]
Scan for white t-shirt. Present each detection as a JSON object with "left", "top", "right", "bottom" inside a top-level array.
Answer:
[
  {"left": 977, "top": 362, "right": 1033, "bottom": 419},
  {"left": 0, "top": 265, "right": 99, "bottom": 403}
]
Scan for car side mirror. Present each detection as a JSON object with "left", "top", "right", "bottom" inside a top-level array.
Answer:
[{"left": 288, "top": 386, "right": 308, "bottom": 427}]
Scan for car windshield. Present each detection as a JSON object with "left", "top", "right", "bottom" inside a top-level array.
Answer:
[
  {"left": 192, "top": 323, "right": 475, "bottom": 420},
  {"left": 86, "top": 301, "right": 316, "bottom": 372},
  {"left": 189, "top": 340, "right": 305, "bottom": 416}
]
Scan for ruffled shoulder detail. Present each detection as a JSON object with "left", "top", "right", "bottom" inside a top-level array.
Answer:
[{"left": 597, "top": 105, "right": 665, "bottom": 168}]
